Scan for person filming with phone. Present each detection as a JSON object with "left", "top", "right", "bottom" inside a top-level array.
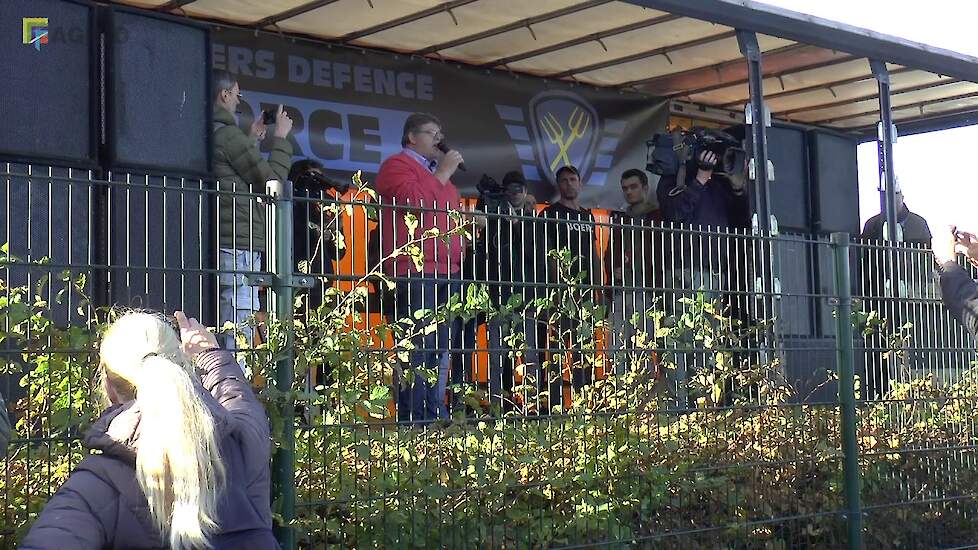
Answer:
[
  {"left": 212, "top": 69, "right": 294, "bottom": 350},
  {"left": 20, "top": 311, "right": 276, "bottom": 549}
]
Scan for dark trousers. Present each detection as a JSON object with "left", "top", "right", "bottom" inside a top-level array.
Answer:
[{"left": 394, "top": 275, "right": 463, "bottom": 423}]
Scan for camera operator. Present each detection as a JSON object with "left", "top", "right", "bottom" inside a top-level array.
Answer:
[
  {"left": 656, "top": 150, "right": 750, "bottom": 229},
  {"left": 473, "top": 171, "right": 540, "bottom": 413},
  {"left": 654, "top": 132, "right": 752, "bottom": 407},
  {"left": 289, "top": 159, "right": 349, "bottom": 316},
  {"left": 212, "top": 69, "right": 294, "bottom": 350}
]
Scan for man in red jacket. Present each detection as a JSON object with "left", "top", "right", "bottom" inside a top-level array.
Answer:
[{"left": 375, "top": 113, "right": 466, "bottom": 423}]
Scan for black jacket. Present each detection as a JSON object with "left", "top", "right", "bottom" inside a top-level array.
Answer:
[
  {"left": 860, "top": 207, "right": 932, "bottom": 246},
  {"left": 938, "top": 261, "right": 978, "bottom": 337},
  {"left": 20, "top": 350, "right": 277, "bottom": 550},
  {"left": 538, "top": 203, "right": 599, "bottom": 286},
  {"left": 475, "top": 202, "right": 539, "bottom": 304},
  {"left": 604, "top": 204, "right": 661, "bottom": 291},
  {"left": 656, "top": 171, "right": 750, "bottom": 229},
  {"left": 293, "top": 186, "right": 347, "bottom": 313}
]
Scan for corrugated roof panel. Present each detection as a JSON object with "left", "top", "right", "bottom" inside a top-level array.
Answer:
[
  {"left": 508, "top": 17, "right": 727, "bottom": 77},
  {"left": 834, "top": 95, "right": 978, "bottom": 129},
  {"left": 182, "top": 0, "right": 305, "bottom": 25},
  {"left": 350, "top": 0, "right": 588, "bottom": 54},
  {"left": 685, "top": 58, "right": 869, "bottom": 107},
  {"left": 794, "top": 82, "right": 978, "bottom": 124},
  {"left": 117, "top": 0, "right": 170, "bottom": 7},
  {"left": 766, "top": 70, "right": 949, "bottom": 115},
  {"left": 790, "top": 80, "right": 978, "bottom": 123},
  {"left": 576, "top": 34, "right": 792, "bottom": 87},
  {"left": 275, "top": 0, "right": 444, "bottom": 42},
  {"left": 436, "top": 3, "right": 666, "bottom": 66}
]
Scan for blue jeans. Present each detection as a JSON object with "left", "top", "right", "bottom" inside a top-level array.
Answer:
[{"left": 394, "top": 276, "right": 463, "bottom": 423}]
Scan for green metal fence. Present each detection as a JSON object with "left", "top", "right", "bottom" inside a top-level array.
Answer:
[{"left": 1, "top": 163, "right": 977, "bottom": 549}]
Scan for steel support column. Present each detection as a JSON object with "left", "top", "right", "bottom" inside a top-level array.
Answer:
[
  {"left": 831, "top": 232, "right": 865, "bottom": 550},
  {"left": 268, "top": 179, "right": 296, "bottom": 550},
  {"left": 737, "top": 30, "right": 772, "bottom": 233},
  {"left": 870, "top": 59, "right": 899, "bottom": 243}
]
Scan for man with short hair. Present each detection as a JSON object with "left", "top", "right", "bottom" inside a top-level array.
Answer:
[
  {"left": 376, "top": 112, "right": 466, "bottom": 423},
  {"left": 212, "top": 69, "right": 294, "bottom": 349},
  {"left": 605, "top": 169, "right": 662, "bottom": 374},
  {"left": 538, "top": 165, "right": 600, "bottom": 408}
]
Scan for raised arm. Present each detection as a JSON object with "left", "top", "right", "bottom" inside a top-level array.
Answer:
[{"left": 175, "top": 312, "right": 270, "bottom": 447}]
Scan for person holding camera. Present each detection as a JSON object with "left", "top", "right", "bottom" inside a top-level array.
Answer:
[
  {"left": 934, "top": 226, "right": 978, "bottom": 338},
  {"left": 289, "top": 159, "right": 349, "bottom": 316},
  {"left": 655, "top": 145, "right": 751, "bottom": 407},
  {"left": 472, "top": 171, "right": 540, "bottom": 413},
  {"left": 656, "top": 149, "right": 750, "bottom": 229},
  {"left": 212, "top": 69, "right": 294, "bottom": 350},
  {"left": 20, "top": 311, "right": 276, "bottom": 549},
  {"left": 375, "top": 112, "right": 466, "bottom": 423}
]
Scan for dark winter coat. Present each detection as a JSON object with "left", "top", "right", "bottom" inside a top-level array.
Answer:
[
  {"left": 656, "top": 171, "right": 750, "bottom": 271},
  {"left": 604, "top": 201, "right": 662, "bottom": 290},
  {"left": 656, "top": 171, "right": 750, "bottom": 229},
  {"left": 860, "top": 206, "right": 932, "bottom": 246},
  {"left": 19, "top": 350, "right": 278, "bottom": 549},
  {"left": 213, "top": 106, "right": 293, "bottom": 251},
  {"left": 938, "top": 260, "right": 978, "bottom": 338}
]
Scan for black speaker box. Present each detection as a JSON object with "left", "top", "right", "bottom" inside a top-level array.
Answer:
[
  {"left": 808, "top": 130, "right": 860, "bottom": 236},
  {"left": 104, "top": 171, "right": 216, "bottom": 325},
  {"left": 0, "top": 0, "right": 97, "bottom": 166},
  {"left": 104, "top": 6, "right": 211, "bottom": 176}
]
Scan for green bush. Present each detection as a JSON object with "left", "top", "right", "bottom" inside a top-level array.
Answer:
[{"left": 2, "top": 214, "right": 978, "bottom": 548}]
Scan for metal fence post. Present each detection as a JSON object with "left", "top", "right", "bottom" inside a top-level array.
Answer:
[
  {"left": 268, "top": 179, "right": 296, "bottom": 550},
  {"left": 831, "top": 232, "right": 864, "bottom": 549}
]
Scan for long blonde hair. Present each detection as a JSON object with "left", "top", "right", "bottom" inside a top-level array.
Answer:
[{"left": 99, "top": 311, "right": 226, "bottom": 549}]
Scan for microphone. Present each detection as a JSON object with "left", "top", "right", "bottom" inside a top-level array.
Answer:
[{"left": 436, "top": 141, "right": 466, "bottom": 172}]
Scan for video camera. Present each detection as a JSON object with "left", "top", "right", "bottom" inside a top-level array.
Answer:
[
  {"left": 293, "top": 170, "right": 351, "bottom": 195},
  {"left": 476, "top": 173, "right": 507, "bottom": 206},
  {"left": 646, "top": 126, "right": 748, "bottom": 178}
]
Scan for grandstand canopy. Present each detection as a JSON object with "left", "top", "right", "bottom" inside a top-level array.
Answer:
[{"left": 112, "top": 0, "right": 978, "bottom": 138}]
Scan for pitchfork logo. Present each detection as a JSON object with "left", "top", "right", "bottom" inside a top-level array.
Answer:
[
  {"left": 532, "top": 93, "right": 599, "bottom": 176},
  {"left": 495, "top": 91, "right": 625, "bottom": 187}
]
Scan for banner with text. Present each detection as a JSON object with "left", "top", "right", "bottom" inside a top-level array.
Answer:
[{"left": 212, "top": 27, "right": 669, "bottom": 208}]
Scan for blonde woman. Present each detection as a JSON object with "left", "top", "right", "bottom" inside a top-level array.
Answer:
[{"left": 21, "top": 311, "right": 277, "bottom": 549}]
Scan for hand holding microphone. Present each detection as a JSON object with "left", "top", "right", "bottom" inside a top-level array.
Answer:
[{"left": 436, "top": 141, "right": 466, "bottom": 172}]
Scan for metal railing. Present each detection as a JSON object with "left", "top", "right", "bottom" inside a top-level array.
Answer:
[{"left": 1, "top": 163, "right": 976, "bottom": 549}]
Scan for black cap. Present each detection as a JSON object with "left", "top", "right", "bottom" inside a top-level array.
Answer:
[
  {"left": 555, "top": 165, "right": 580, "bottom": 180},
  {"left": 502, "top": 170, "right": 526, "bottom": 187}
]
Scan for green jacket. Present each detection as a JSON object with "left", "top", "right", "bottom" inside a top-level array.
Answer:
[{"left": 212, "top": 106, "right": 293, "bottom": 251}]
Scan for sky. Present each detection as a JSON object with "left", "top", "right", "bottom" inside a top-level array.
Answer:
[{"left": 759, "top": 0, "right": 978, "bottom": 235}]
